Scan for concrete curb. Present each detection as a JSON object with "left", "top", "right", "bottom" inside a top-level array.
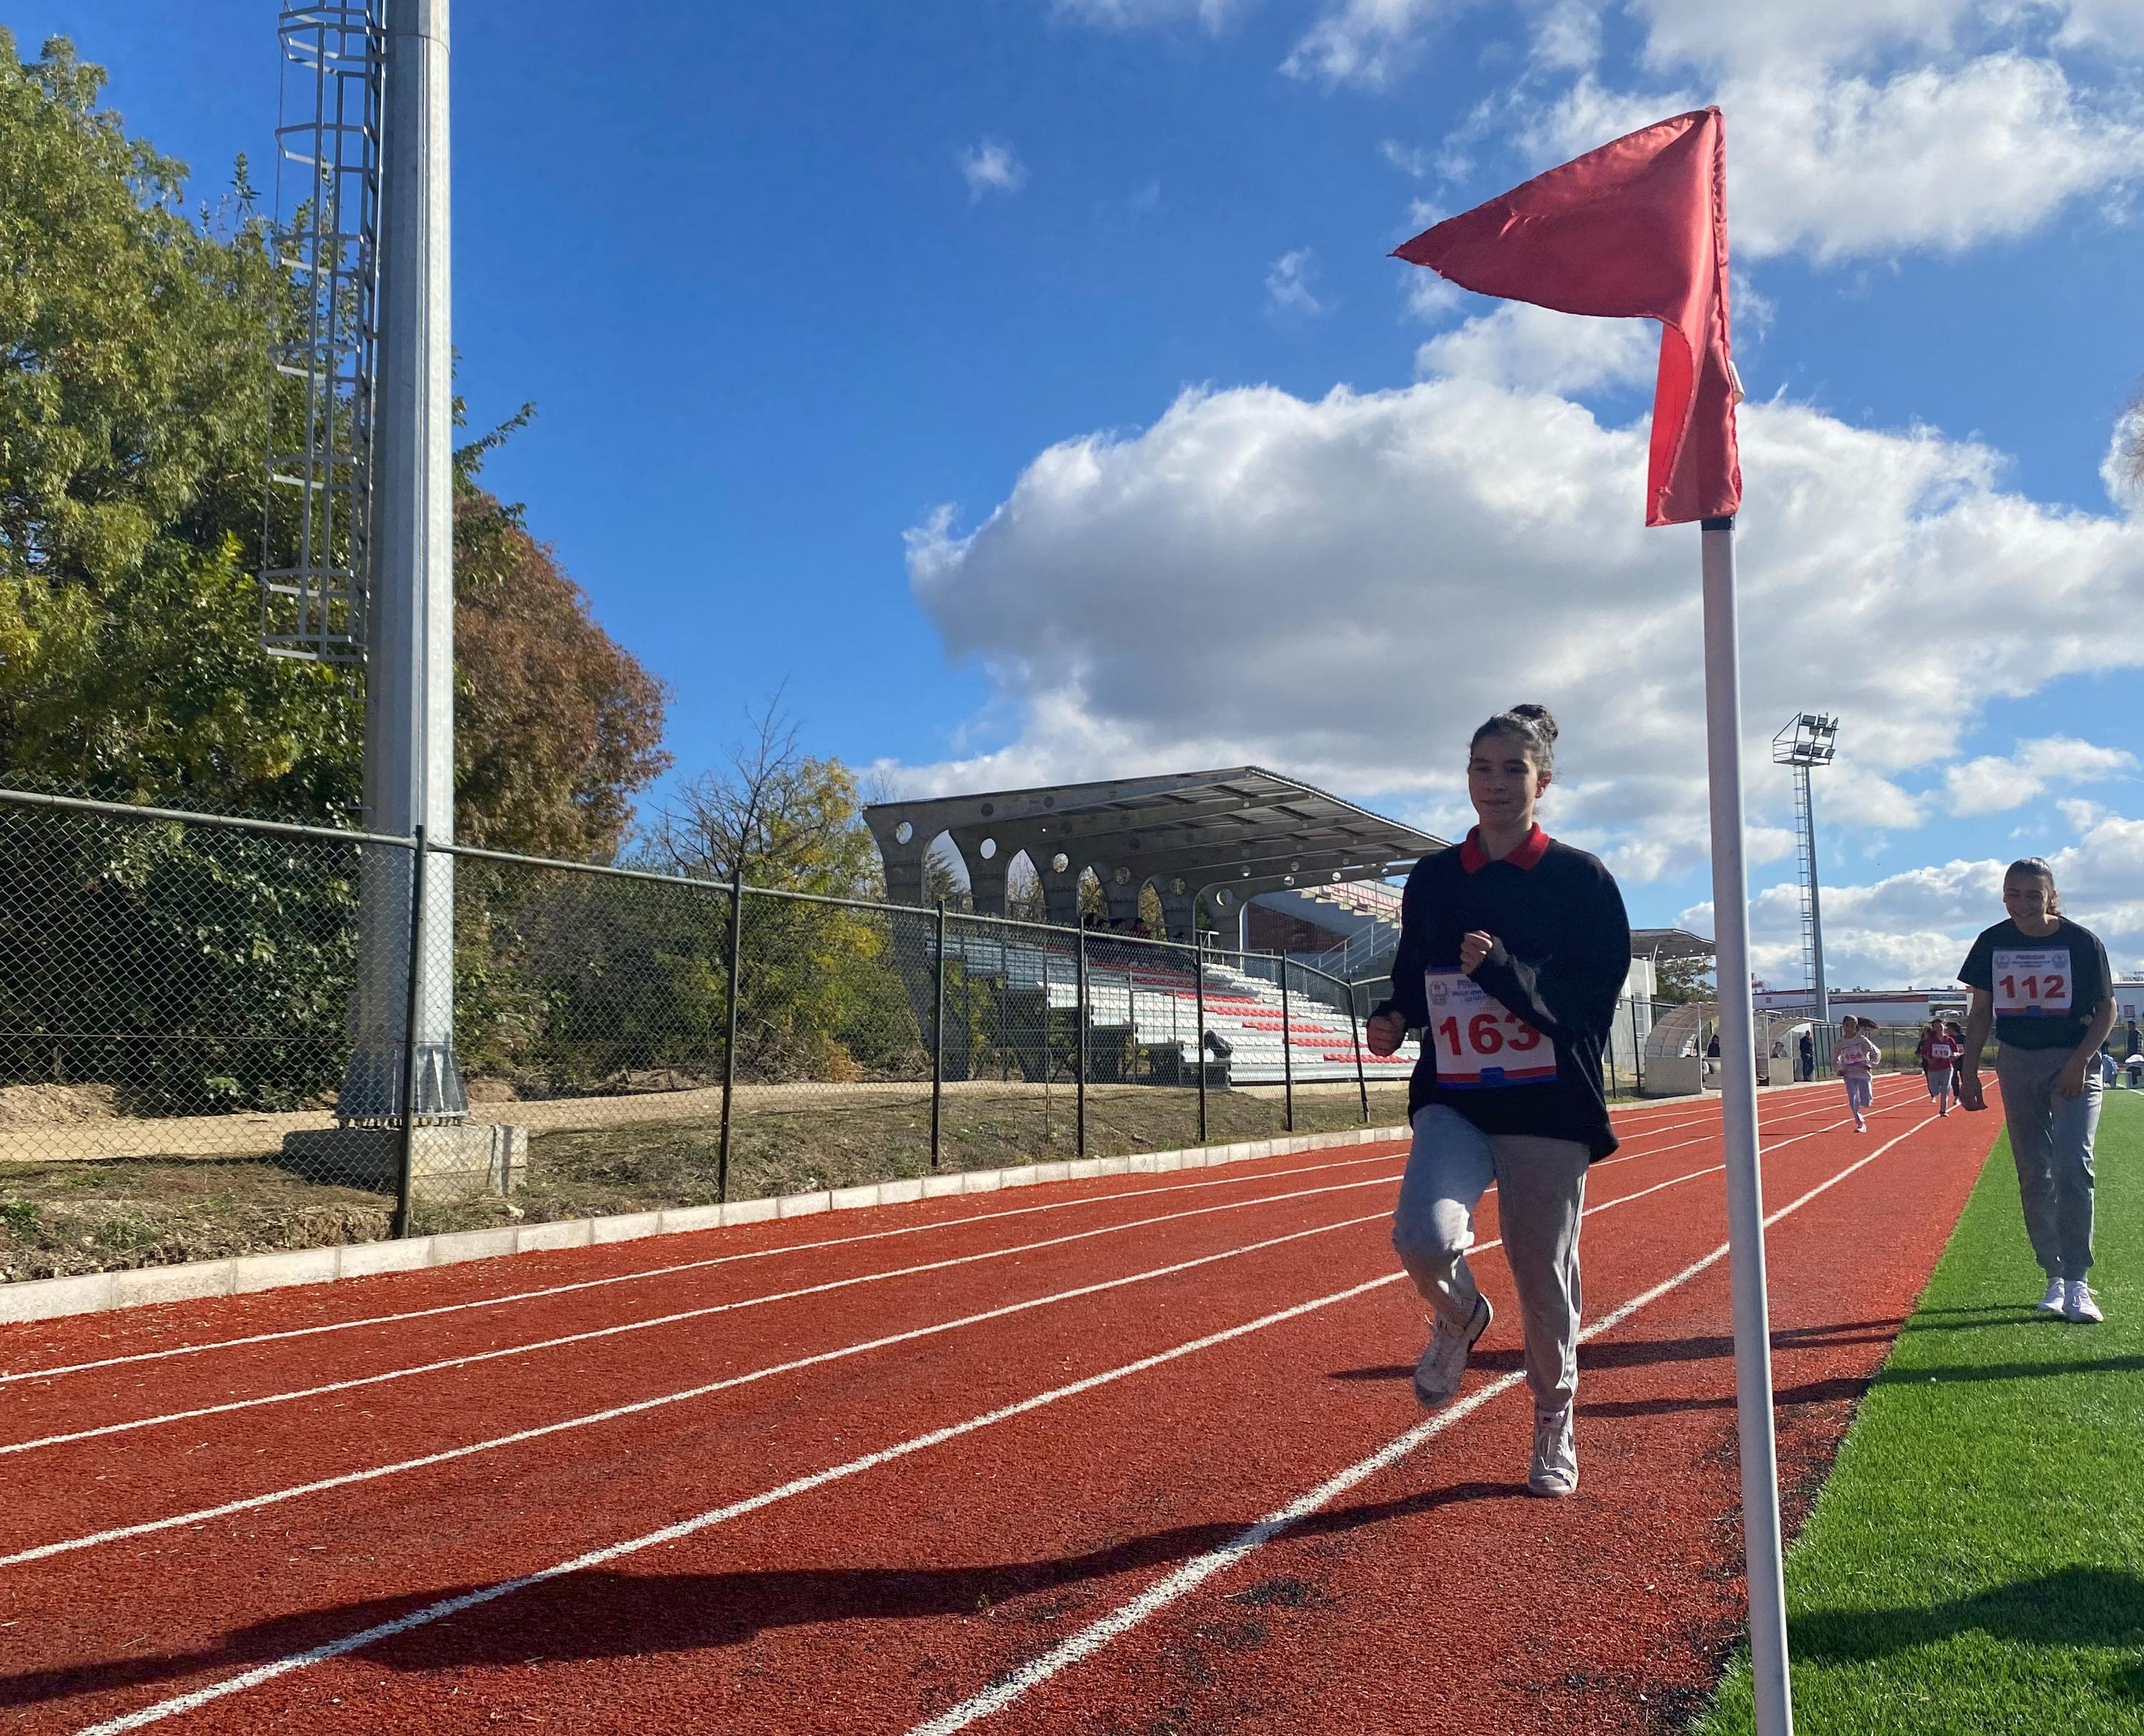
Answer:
[{"left": 0, "top": 1126, "right": 1413, "bottom": 1327}]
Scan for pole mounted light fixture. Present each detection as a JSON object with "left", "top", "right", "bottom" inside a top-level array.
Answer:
[{"left": 1772, "top": 712, "right": 1839, "bottom": 1026}]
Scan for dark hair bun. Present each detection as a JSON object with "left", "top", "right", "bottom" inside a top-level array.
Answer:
[{"left": 1508, "top": 703, "right": 1558, "bottom": 743}]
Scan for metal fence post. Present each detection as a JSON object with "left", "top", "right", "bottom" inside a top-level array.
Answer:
[
  {"left": 392, "top": 826, "right": 426, "bottom": 1239},
  {"left": 1076, "top": 924, "right": 1088, "bottom": 1159},
  {"left": 1194, "top": 939, "right": 1208, "bottom": 1145},
  {"left": 1347, "top": 978, "right": 1369, "bottom": 1124},
  {"left": 931, "top": 900, "right": 946, "bottom": 1171},
  {"left": 1280, "top": 958, "right": 1296, "bottom": 1134},
  {"left": 717, "top": 867, "right": 744, "bottom": 1203}
]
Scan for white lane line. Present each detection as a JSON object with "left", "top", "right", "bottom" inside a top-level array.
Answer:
[
  {"left": 5, "top": 1203, "right": 1397, "bottom": 1571},
  {"left": 11, "top": 1093, "right": 1893, "bottom": 1456},
  {"left": 904, "top": 1112, "right": 1943, "bottom": 1735},
  {"left": 57, "top": 1150, "right": 1746, "bottom": 1735},
  {"left": 0, "top": 1150, "right": 1411, "bottom": 1386},
  {"left": 2, "top": 1090, "right": 1783, "bottom": 1388},
  {"left": 11, "top": 1096, "right": 1868, "bottom": 1444},
  {"left": 16, "top": 1136, "right": 1760, "bottom": 1576},
  {"left": 1, "top": 1169, "right": 1410, "bottom": 1456}
]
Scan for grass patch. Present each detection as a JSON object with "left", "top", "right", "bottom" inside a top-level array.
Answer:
[{"left": 1696, "top": 1093, "right": 2144, "bottom": 1735}]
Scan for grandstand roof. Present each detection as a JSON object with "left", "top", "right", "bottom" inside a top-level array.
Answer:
[
  {"left": 866, "top": 766, "right": 1443, "bottom": 932},
  {"left": 1632, "top": 927, "right": 1715, "bottom": 961}
]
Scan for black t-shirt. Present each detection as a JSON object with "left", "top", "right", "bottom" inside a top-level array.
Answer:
[
  {"left": 1957, "top": 918, "right": 2112, "bottom": 1051},
  {"left": 1375, "top": 828, "right": 1631, "bottom": 1161}
]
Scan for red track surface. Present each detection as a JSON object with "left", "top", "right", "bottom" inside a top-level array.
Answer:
[{"left": 0, "top": 1080, "right": 1996, "bottom": 1735}]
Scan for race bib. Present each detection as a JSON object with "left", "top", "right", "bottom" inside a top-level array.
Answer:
[
  {"left": 1424, "top": 969, "right": 1557, "bottom": 1088},
  {"left": 1993, "top": 949, "right": 2072, "bottom": 1017}
]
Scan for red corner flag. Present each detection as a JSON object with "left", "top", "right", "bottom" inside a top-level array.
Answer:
[{"left": 1394, "top": 107, "right": 1740, "bottom": 527}]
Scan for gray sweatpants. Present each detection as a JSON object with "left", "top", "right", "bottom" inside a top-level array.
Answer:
[
  {"left": 1996, "top": 1045, "right": 2102, "bottom": 1281},
  {"left": 1390, "top": 1104, "right": 1589, "bottom": 1413}
]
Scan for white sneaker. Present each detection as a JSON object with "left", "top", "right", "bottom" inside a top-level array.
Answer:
[
  {"left": 1412, "top": 1292, "right": 1492, "bottom": 1410},
  {"left": 2064, "top": 1281, "right": 2103, "bottom": 1324},
  {"left": 2039, "top": 1277, "right": 2067, "bottom": 1313},
  {"left": 1529, "top": 1406, "right": 1578, "bottom": 1498}
]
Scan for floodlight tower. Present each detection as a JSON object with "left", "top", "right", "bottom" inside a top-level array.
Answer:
[
  {"left": 1771, "top": 713, "right": 1839, "bottom": 1026},
  {"left": 267, "top": 1, "right": 463, "bottom": 1123}
]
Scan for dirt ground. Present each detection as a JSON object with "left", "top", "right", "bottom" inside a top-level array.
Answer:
[{"left": 0, "top": 1084, "right": 1417, "bottom": 1281}]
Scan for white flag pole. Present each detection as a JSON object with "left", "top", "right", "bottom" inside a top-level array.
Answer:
[{"left": 1700, "top": 513, "right": 1795, "bottom": 1736}]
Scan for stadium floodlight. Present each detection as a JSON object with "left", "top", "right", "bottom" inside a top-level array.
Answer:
[
  {"left": 1772, "top": 713, "right": 1839, "bottom": 1026},
  {"left": 265, "top": 1, "right": 467, "bottom": 1130}
]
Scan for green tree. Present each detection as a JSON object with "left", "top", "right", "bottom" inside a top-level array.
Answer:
[
  {"left": 0, "top": 32, "right": 669, "bottom": 846},
  {"left": 0, "top": 32, "right": 359, "bottom": 814}
]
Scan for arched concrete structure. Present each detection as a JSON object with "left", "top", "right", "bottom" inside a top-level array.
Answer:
[{"left": 866, "top": 767, "right": 1440, "bottom": 942}]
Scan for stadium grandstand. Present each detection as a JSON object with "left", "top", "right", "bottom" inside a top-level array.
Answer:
[{"left": 869, "top": 770, "right": 1717, "bottom": 1095}]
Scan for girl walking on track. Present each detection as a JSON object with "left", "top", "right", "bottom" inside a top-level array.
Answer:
[
  {"left": 1365, "top": 705, "right": 1631, "bottom": 1498},
  {"left": 1958, "top": 857, "right": 2116, "bottom": 1324},
  {"left": 1836, "top": 1015, "right": 1880, "bottom": 1132},
  {"left": 1917, "top": 1018, "right": 1961, "bottom": 1116}
]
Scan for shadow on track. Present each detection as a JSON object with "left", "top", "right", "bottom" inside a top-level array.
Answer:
[
  {"left": 5, "top": 1484, "right": 1519, "bottom": 1708},
  {"left": 1327, "top": 1317, "right": 1907, "bottom": 1389}
]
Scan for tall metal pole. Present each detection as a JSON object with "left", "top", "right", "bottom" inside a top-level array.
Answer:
[
  {"left": 1802, "top": 764, "right": 1830, "bottom": 1027},
  {"left": 1347, "top": 980, "right": 1369, "bottom": 1123},
  {"left": 344, "top": 0, "right": 462, "bottom": 1122},
  {"left": 1701, "top": 517, "right": 1795, "bottom": 1736},
  {"left": 931, "top": 901, "right": 946, "bottom": 1171},
  {"left": 391, "top": 826, "right": 426, "bottom": 1238},
  {"left": 1193, "top": 940, "right": 1209, "bottom": 1144},
  {"left": 717, "top": 868, "right": 743, "bottom": 1202},
  {"left": 1279, "top": 961, "right": 1296, "bottom": 1134},
  {"left": 1075, "top": 927, "right": 1089, "bottom": 1158}
]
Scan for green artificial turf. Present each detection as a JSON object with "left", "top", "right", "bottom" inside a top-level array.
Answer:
[{"left": 1698, "top": 1092, "right": 2144, "bottom": 1735}]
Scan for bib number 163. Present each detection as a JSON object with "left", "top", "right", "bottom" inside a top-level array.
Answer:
[{"left": 1424, "top": 969, "right": 1557, "bottom": 1088}]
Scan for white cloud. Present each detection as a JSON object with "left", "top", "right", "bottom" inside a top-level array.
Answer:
[
  {"left": 1943, "top": 735, "right": 2138, "bottom": 815},
  {"left": 959, "top": 140, "right": 1027, "bottom": 200},
  {"left": 901, "top": 376, "right": 2144, "bottom": 883},
  {"left": 2054, "top": 0, "right": 2144, "bottom": 54},
  {"left": 2106, "top": 408, "right": 2144, "bottom": 515},
  {"left": 1534, "top": 58, "right": 2143, "bottom": 264},
  {"left": 1733, "top": 799, "right": 2144, "bottom": 986},
  {"left": 1052, "top": 0, "right": 1256, "bottom": 28},
  {"left": 1266, "top": 248, "right": 1325, "bottom": 313},
  {"left": 1415, "top": 301, "right": 1658, "bottom": 395},
  {"left": 1380, "top": 137, "right": 1434, "bottom": 176},
  {"left": 1283, "top": 0, "right": 1448, "bottom": 89}
]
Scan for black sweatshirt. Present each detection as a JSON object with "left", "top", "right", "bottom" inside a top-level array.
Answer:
[{"left": 1375, "top": 827, "right": 1632, "bottom": 1161}]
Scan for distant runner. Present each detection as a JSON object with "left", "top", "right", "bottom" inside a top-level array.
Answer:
[
  {"left": 1835, "top": 1015, "right": 1879, "bottom": 1132},
  {"left": 1365, "top": 704, "right": 1631, "bottom": 1498},
  {"left": 1958, "top": 857, "right": 2115, "bottom": 1324},
  {"left": 1916, "top": 1018, "right": 1960, "bottom": 1117}
]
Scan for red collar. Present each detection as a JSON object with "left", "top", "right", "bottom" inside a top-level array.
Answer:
[{"left": 1459, "top": 824, "right": 1550, "bottom": 873}]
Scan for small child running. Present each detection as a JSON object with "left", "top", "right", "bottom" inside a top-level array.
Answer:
[
  {"left": 1917, "top": 1018, "right": 1961, "bottom": 1116},
  {"left": 1836, "top": 1015, "right": 1880, "bottom": 1132}
]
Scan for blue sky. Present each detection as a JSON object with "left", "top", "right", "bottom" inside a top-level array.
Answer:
[{"left": 15, "top": 0, "right": 2144, "bottom": 984}]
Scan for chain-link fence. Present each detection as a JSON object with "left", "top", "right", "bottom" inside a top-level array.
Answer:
[{"left": 0, "top": 790, "right": 1418, "bottom": 1281}]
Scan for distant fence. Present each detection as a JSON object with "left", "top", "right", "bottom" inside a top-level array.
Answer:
[{"left": 0, "top": 789, "right": 1417, "bottom": 1279}]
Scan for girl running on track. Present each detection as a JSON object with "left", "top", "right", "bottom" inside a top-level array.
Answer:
[
  {"left": 1365, "top": 704, "right": 1631, "bottom": 1498},
  {"left": 1835, "top": 1016, "right": 1879, "bottom": 1132},
  {"left": 1917, "top": 1018, "right": 1960, "bottom": 1116},
  {"left": 1958, "top": 858, "right": 2115, "bottom": 1324}
]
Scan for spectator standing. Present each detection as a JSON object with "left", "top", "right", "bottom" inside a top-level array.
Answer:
[{"left": 1958, "top": 857, "right": 2116, "bottom": 1324}]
